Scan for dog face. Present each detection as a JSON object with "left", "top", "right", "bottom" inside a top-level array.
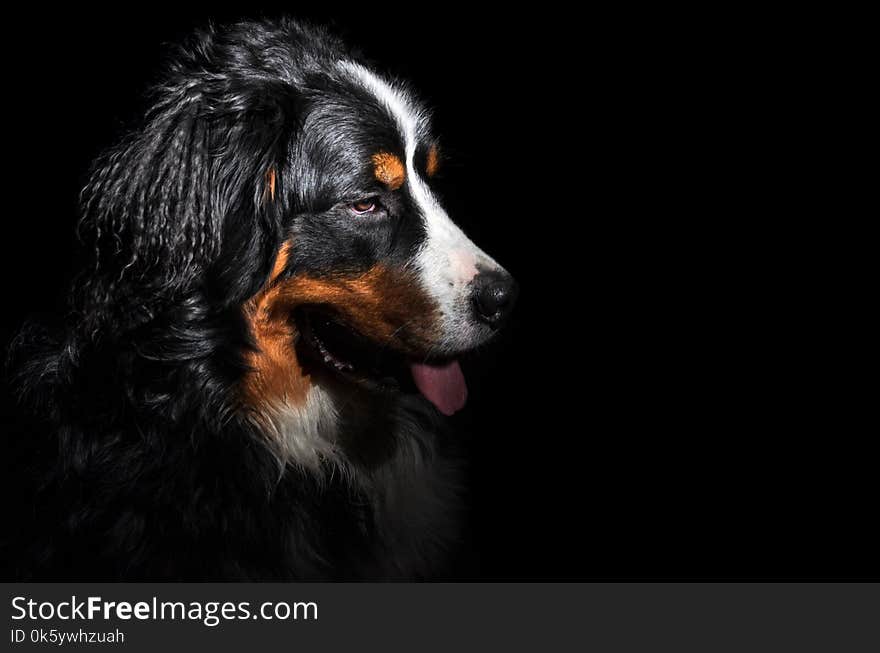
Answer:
[{"left": 243, "top": 62, "right": 516, "bottom": 417}]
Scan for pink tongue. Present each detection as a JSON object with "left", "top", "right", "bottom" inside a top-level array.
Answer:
[{"left": 410, "top": 360, "right": 468, "bottom": 416}]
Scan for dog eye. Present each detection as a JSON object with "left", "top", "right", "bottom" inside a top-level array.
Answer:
[{"left": 349, "top": 199, "right": 379, "bottom": 215}]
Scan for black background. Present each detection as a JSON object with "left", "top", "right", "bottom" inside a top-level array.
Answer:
[{"left": 0, "top": 5, "right": 874, "bottom": 579}]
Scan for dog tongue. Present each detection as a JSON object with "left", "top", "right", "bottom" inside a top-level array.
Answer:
[{"left": 410, "top": 360, "right": 467, "bottom": 416}]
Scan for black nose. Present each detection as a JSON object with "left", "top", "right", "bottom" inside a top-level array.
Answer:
[{"left": 472, "top": 270, "right": 518, "bottom": 328}]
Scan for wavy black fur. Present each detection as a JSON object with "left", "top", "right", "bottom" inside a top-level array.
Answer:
[{"left": 2, "top": 18, "right": 463, "bottom": 580}]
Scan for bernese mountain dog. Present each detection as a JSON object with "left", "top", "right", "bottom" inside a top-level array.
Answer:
[{"left": 3, "top": 17, "right": 516, "bottom": 580}]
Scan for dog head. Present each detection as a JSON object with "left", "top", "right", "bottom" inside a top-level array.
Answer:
[{"left": 77, "top": 20, "right": 516, "bottom": 421}]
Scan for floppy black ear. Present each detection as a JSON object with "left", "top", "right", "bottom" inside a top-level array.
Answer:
[{"left": 77, "top": 54, "right": 298, "bottom": 327}]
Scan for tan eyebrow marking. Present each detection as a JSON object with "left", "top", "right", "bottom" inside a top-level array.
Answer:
[
  {"left": 371, "top": 152, "right": 406, "bottom": 190},
  {"left": 426, "top": 144, "right": 439, "bottom": 177}
]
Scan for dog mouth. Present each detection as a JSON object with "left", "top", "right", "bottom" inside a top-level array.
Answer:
[{"left": 296, "top": 308, "right": 468, "bottom": 416}]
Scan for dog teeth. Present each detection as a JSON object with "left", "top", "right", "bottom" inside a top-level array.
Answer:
[
  {"left": 317, "top": 343, "right": 354, "bottom": 373},
  {"left": 307, "top": 314, "right": 357, "bottom": 375}
]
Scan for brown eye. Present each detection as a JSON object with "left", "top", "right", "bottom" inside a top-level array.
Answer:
[{"left": 350, "top": 199, "right": 378, "bottom": 215}]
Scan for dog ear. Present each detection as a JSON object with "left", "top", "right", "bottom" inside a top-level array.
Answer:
[{"left": 77, "top": 65, "right": 299, "bottom": 326}]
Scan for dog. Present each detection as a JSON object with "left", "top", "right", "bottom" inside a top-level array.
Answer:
[{"left": 3, "top": 18, "right": 516, "bottom": 580}]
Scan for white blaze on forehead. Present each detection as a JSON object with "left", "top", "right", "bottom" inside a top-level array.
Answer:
[{"left": 339, "top": 62, "right": 501, "bottom": 346}]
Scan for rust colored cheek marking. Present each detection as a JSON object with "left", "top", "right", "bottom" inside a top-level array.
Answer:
[
  {"left": 265, "top": 264, "right": 441, "bottom": 355},
  {"left": 371, "top": 152, "right": 406, "bottom": 190},
  {"left": 426, "top": 144, "right": 439, "bottom": 177},
  {"left": 268, "top": 240, "right": 291, "bottom": 281},
  {"left": 241, "top": 246, "right": 442, "bottom": 412},
  {"left": 241, "top": 241, "right": 311, "bottom": 411}
]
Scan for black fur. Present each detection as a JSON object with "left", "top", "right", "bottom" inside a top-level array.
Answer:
[{"left": 2, "top": 18, "right": 463, "bottom": 581}]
